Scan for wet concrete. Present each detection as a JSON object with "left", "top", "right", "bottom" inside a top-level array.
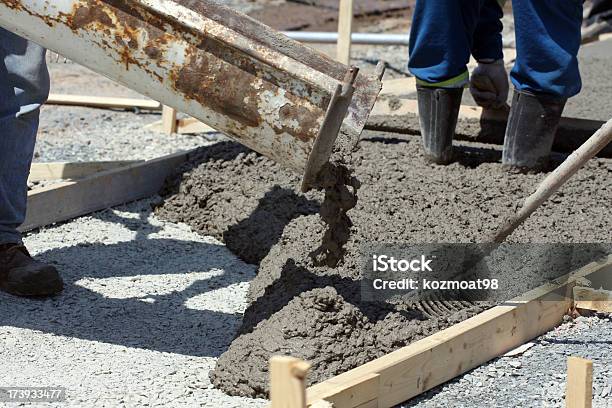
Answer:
[
  {"left": 565, "top": 39, "right": 612, "bottom": 121},
  {"left": 156, "top": 130, "right": 610, "bottom": 398}
]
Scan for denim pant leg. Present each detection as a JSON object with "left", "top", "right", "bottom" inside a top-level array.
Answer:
[
  {"left": 408, "top": 0, "right": 503, "bottom": 87},
  {"left": 0, "top": 28, "right": 49, "bottom": 244},
  {"left": 511, "top": 0, "right": 583, "bottom": 97}
]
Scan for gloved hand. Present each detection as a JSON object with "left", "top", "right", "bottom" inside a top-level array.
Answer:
[{"left": 469, "top": 59, "right": 509, "bottom": 109}]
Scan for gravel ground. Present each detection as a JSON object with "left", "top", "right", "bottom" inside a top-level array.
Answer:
[
  {"left": 35, "top": 62, "right": 219, "bottom": 163},
  {"left": 1, "top": 199, "right": 267, "bottom": 408},
  {"left": 402, "top": 314, "right": 612, "bottom": 408},
  {"left": 7, "top": 2, "right": 610, "bottom": 406}
]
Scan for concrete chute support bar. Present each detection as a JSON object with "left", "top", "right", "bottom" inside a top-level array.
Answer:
[{"left": 0, "top": 0, "right": 382, "bottom": 190}]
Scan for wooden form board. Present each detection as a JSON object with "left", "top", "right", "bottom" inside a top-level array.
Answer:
[
  {"left": 368, "top": 97, "right": 611, "bottom": 157},
  {"left": 21, "top": 150, "right": 195, "bottom": 232},
  {"left": 370, "top": 97, "right": 606, "bottom": 125},
  {"left": 573, "top": 286, "right": 612, "bottom": 313},
  {"left": 29, "top": 161, "right": 142, "bottom": 182},
  {"left": 305, "top": 255, "right": 612, "bottom": 408},
  {"left": 47, "top": 94, "right": 161, "bottom": 110},
  {"left": 566, "top": 357, "right": 593, "bottom": 408},
  {"left": 145, "top": 117, "right": 218, "bottom": 134}
]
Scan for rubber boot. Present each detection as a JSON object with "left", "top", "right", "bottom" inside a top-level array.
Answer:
[
  {"left": 0, "top": 244, "right": 63, "bottom": 297},
  {"left": 502, "top": 90, "right": 567, "bottom": 172},
  {"left": 416, "top": 85, "right": 463, "bottom": 164}
]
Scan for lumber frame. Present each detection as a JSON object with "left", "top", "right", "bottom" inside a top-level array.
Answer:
[
  {"left": 29, "top": 160, "right": 142, "bottom": 182},
  {"left": 304, "top": 255, "right": 612, "bottom": 408},
  {"left": 145, "top": 117, "right": 218, "bottom": 135},
  {"left": 366, "top": 97, "right": 612, "bottom": 157},
  {"left": 573, "top": 286, "right": 612, "bottom": 313},
  {"left": 21, "top": 149, "right": 196, "bottom": 232},
  {"left": 47, "top": 94, "right": 161, "bottom": 110}
]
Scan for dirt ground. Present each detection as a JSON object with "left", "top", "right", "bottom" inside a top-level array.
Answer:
[{"left": 156, "top": 129, "right": 611, "bottom": 397}]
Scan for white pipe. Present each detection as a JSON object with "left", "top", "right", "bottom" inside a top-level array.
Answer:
[{"left": 283, "top": 31, "right": 410, "bottom": 46}]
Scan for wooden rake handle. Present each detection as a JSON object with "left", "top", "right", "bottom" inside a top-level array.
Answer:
[{"left": 491, "top": 118, "right": 612, "bottom": 243}]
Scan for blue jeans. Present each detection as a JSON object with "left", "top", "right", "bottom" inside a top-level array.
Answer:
[
  {"left": 408, "top": 0, "right": 583, "bottom": 98},
  {"left": 0, "top": 28, "right": 49, "bottom": 244}
]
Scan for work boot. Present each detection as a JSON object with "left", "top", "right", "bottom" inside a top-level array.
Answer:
[
  {"left": 0, "top": 244, "right": 63, "bottom": 297},
  {"left": 416, "top": 85, "right": 463, "bottom": 164},
  {"left": 502, "top": 90, "right": 567, "bottom": 172}
]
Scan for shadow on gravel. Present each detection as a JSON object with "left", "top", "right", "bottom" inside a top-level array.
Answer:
[
  {"left": 543, "top": 338, "right": 612, "bottom": 345},
  {"left": 0, "top": 208, "right": 254, "bottom": 358}
]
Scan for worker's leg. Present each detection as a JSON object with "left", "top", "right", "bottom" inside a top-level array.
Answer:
[
  {"left": 0, "top": 28, "right": 49, "bottom": 244},
  {"left": 408, "top": 0, "right": 503, "bottom": 163},
  {"left": 503, "top": 0, "right": 583, "bottom": 170},
  {"left": 0, "top": 29, "right": 62, "bottom": 297}
]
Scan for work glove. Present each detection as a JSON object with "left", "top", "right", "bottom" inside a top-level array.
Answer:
[{"left": 469, "top": 59, "right": 509, "bottom": 110}]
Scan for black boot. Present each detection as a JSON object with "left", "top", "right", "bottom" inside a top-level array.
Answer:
[
  {"left": 416, "top": 85, "right": 463, "bottom": 164},
  {"left": 0, "top": 244, "right": 63, "bottom": 297},
  {"left": 502, "top": 90, "right": 567, "bottom": 171}
]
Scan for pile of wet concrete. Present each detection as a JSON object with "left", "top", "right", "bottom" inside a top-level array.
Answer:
[{"left": 156, "top": 131, "right": 611, "bottom": 398}]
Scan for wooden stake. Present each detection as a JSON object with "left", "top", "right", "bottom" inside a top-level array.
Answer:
[
  {"left": 270, "top": 356, "right": 311, "bottom": 408},
  {"left": 336, "top": 0, "right": 354, "bottom": 64},
  {"left": 566, "top": 357, "right": 593, "bottom": 408},
  {"left": 161, "top": 105, "right": 178, "bottom": 134},
  {"left": 491, "top": 118, "right": 612, "bottom": 243}
]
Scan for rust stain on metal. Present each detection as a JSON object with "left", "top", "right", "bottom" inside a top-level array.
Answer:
[
  {"left": 1, "top": 0, "right": 380, "bottom": 166},
  {"left": 277, "top": 103, "right": 320, "bottom": 142},
  {"left": 172, "top": 48, "right": 263, "bottom": 128},
  {"left": 170, "top": 35, "right": 321, "bottom": 141},
  {"left": 2, "top": 0, "right": 25, "bottom": 11},
  {"left": 71, "top": 4, "right": 113, "bottom": 28}
]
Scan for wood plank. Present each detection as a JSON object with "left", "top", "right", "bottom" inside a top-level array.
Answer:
[
  {"left": 47, "top": 94, "right": 161, "bottom": 110},
  {"left": 566, "top": 357, "right": 593, "bottom": 408},
  {"left": 307, "top": 373, "right": 378, "bottom": 408},
  {"left": 598, "top": 33, "right": 612, "bottom": 41},
  {"left": 270, "top": 356, "right": 310, "bottom": 408},
  {"left": 336, "top": 0, "right": 353, "bottom": 65},
  {"left": 162, "top": 105, "right": 178, "bottom": 134},
  {"left": 21, "top": 150, "right": 195, "bottom": 232},
  {"left": 380, "top": 77, "right": 416, "bottom": 98},
  {"left": 377, "top": 53, "right": 516, "bottom": 99},
  {"left": 307, "top": 256, "right": 612, "bottom": 407},
  {"left": 145, "top": 117, "right": 218, "bottom": 135},
  {"left": 573, "top": 286, "right": 612, "bottom": 313},
  {"left": 367, "top": 97, "right": 611, "bottom": 157},
  {"left": 29, "top": 161, "right": 142, "bottom": 182}
]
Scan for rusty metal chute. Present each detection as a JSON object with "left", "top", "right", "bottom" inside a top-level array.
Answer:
[{"left": 0, "top": 0, "right": 382, "bottom": 190}]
